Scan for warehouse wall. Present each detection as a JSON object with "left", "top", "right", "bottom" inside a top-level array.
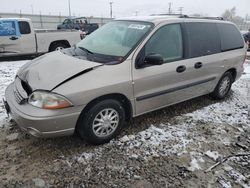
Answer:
[{"left": 0, "top": 12, "right": 112, "bottom": 29}]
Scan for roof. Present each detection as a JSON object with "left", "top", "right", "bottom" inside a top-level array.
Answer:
[{"left": 0, "top": 17, "right": 31, "bottom": 22}]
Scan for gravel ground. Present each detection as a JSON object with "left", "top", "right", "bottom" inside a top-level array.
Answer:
[{"left": 0, "top": 59, "right": 249, "bottom": 188}]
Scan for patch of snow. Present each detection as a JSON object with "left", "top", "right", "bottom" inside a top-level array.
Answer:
[
  {"left": 76, "top": 152, "right": 95, "bottom": 164},
  {"left": 0, "top": 61, "right": 28, "bottom": 128},
  {"left": 6, "top": 133, "right": 19, "bottom": 141},
  {"left": 218, "top": 178, "right": 232, "bottom": 188},
  {"left": 119, "top": 135, "right": 130, "bottom": 143},
  {"left": 205, "top": 150, "right": 221, "bottom": 161},
  {"left": 228, "top": 170, "right": 250, "bottom": 188},
  {"left": 185, "top": 69, "right": 250, "bottom": 127},
  {"left": 187, "top": 158, "right": 203, "bottom": 172},
  {"left": 244, "top": 63, "right": 250, "bottom": 74},
  {"left": 111, "top": 123, "right": 194, "bottom": 159}
]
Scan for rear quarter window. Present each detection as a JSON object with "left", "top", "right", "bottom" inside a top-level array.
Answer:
[
  {"left": 217, "top": 23, "right": 244, "bottom": 52},
  {"left": 185, "top": 22, "right": 221, "bottom": 58},
  {"left": 18, "top": 21, "right": 31, "bottom": 34}
]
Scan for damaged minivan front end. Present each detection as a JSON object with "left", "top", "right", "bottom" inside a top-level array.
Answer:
[{"left": 4, "top": 51, "right": 102, "bottom": 137}]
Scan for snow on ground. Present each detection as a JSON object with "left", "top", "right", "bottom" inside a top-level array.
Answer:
[
  {"left": 0, "top": 60, "right": 249, "bottom": 187},
  {"left": 0, "top": 61, "right": 28, "bottom": 127}
]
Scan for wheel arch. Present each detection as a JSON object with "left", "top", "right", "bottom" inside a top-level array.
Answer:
[
  {"left": 48, "top": 40, "right": 71, "bottom": 52},
  {"left": 226, "top": 68, "right": 237, "bottom": 82},
  {"left": 76, "top": 93, "right": 133, "bottom": 128}
]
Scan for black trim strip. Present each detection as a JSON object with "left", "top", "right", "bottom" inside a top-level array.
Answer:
[
  {"left": 136, "top": 77, "right": 216, "bottom": 101},
  {"left": 221, "top": 46, "right": 244, "bottom": 52}
]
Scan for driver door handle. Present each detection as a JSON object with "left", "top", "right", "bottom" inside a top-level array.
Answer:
[{"left": 9, "top": 36, "right": 18, "bottom": 40}]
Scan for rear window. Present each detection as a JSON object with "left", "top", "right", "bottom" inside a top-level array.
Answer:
[
  {"left": 217, "top": 23, "right": 244, "bottom": 52},
  {"left": 18, "top": 21, "right": 31, "bottom": 34},
  {"left": 185, "top": 22, "right": 221, "bottom": 58}
]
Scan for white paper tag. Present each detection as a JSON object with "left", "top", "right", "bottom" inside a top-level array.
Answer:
[{"left": 128, "top": 24, "right": 146, "bottom": 30}]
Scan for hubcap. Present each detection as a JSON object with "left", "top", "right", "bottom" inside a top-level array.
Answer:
[
  {"left": 92, "top": 108, "right": 119, "bottom": 138},
  {"left": 55, "top": 46, "right": 64, "bottom": 51},
  {"left": 219, "top": 76, "right": 230, "bottom": 96}
]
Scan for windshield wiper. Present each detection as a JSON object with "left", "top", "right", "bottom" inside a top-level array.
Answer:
[{"left": 78, "top": 46, "right": 93, "bottom": 54}]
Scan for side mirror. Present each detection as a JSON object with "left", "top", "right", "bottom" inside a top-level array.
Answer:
[{"left": 144, "top": 54, "right": 163, "bottom": 65}]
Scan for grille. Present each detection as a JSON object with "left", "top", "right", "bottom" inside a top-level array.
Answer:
[
  {"left": 13, "top": 78, "right": 30, "bottom": 104},
  {"left": 13, "top": 87, "right": 24, "bottom": 104}
]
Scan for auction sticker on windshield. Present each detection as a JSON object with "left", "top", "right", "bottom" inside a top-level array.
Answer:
[{"left": 128, "top": 24, "right": 146, "bottom": 30}]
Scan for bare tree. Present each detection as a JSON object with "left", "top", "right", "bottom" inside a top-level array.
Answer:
[
  {"left": 222, "top": 7, "right": 236, "bottom": 21},
  {"left": 222, "top": 7, "right": 245, "bottom": 30}
]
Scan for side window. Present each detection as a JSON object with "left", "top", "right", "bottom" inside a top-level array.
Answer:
[
  {"left": 185, "top": 22, "right": 220, "bottom": 58},
  {"left": 0, "top": 21, "right": 16, "bottom": 36},
  {"left": 145, "top": 24, "right": 183, "bottom": 63},
  {"left": 18, "top": 21, "right": 31, "bottom": 34},
  {"left": 63, "top": 19, "right": 71, "bottom": 24},
  {"left": 217, "top": 23, "right": 244, "bottom": 52}
]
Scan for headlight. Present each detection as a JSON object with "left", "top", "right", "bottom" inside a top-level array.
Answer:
[{"left": 28, "top": 91, "right": 73, "bottom": 109}]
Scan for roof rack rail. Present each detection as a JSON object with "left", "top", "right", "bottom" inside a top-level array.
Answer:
[
  {"left": 180, "top": 15, "right": 224, "bottom": 20},
  {"left": 150, "top": 13, "right": 182, "bottom": 16}
]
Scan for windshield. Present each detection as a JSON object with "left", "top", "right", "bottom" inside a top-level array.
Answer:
[{"left": 77, "top": 21, "right": 153, "bottom": 58}]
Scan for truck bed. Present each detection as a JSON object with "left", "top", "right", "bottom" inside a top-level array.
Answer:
[{"left": 35, "top": 29, "right": 79, "bottom": 33}]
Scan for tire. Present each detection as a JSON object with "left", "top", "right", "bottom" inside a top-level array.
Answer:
[
  {"left": 210, "top": 72, "right": 233, "bottom": 100},
  {"left": 77, "top": 99, "right": 125, "bottom": 144},
  {"left": 50, "top": 43, "right": 68, "bottom": 51}
]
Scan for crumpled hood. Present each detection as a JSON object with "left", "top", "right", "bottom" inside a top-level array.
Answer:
[{"left": 17, "top": 51, "right": 101, "bottom": 91}]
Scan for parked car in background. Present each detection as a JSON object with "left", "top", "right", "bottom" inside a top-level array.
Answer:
[
  {"left": 4, "top": 15, "right": 246, "bottom": 144},
  {"left": 0, "top": 18, "right": 83, "bottom": 58},
  {"left": 57, "top": 17, "right": 99, "bottom": 35},
  {"left": 242, "top": 30, "right": 250, "bottom": 51}
]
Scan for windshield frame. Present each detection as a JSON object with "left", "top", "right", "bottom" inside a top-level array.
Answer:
[{"left": 77, "top": 20, "right": 155, "bottom": 64}]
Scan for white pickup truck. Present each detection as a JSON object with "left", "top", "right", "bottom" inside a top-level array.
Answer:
[{"left": 0, "top": 18, "right": 83, "bottom": 58}]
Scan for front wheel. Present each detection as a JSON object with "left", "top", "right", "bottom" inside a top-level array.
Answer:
[
  {"left": 210, "top": 72, "right": 233, "bottom": 100},
  {"left": 77, "top": 99, "right": 125, "bottom": 144}
]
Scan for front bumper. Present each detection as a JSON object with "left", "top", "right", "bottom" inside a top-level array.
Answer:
[{"left": 4, "top": 83, "right": 83, "bottom": 138}]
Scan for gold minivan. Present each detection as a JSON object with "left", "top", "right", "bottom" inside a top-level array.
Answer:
[{"left": 4, "top": 15, "right": 246, "bottom": 144}]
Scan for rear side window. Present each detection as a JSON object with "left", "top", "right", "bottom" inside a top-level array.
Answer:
[
  {"left": 0, "top": 21, "right": 16, "bottom": 36},
  {"left": 18, "top": 21, "right": 31, "bottom": 34},
  {"left": 185, "top": 22, "right": 220, "bottom": 58},
  {"left": 217, "top": 23, "right": 244, "bottom": 52}
]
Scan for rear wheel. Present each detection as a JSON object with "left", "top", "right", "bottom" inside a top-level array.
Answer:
[
  {"left": 50, "top": 43, "right": 68, "bottom": 51},
  {"left": 210, "top": 72, "right": 233, "bottom": 99},
  {"left": 77, "top": 99, "right": 125, "bottom": 144}
]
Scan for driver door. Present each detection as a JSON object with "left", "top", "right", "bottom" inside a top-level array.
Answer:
[{"left": 0, "top": 20, "right": 20, "bottom": 55}]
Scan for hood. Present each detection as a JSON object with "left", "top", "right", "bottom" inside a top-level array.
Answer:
[{"left": 17, "top": 51, "right": 101, "bottom": 91}]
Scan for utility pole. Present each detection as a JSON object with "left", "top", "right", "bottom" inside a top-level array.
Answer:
[
  {"left": 31, "top": 5, "right": 34, "bottom": 14},
  {"left": 109, "top": 2, "right": 113, "bottom": 18},
  {"left": 168, "top": 2, "right": 172, "bottom": 14},
  {"left": 68, "top": 0, "right": 71, "bottom": 17},
  {"left": 178, "top": 7, "right": 183, "bottom": 15},
  {"left": 40, "top": 11, "right": 43, "bottom": 28}
]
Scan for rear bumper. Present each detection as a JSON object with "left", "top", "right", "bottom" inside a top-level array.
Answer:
[{"left": 4, "top": 83, "right": 83, "bottom": 138}]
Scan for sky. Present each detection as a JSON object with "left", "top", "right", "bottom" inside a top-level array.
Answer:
[{"left": 0, "top": 0, "right": 249, "bottom": 18}]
